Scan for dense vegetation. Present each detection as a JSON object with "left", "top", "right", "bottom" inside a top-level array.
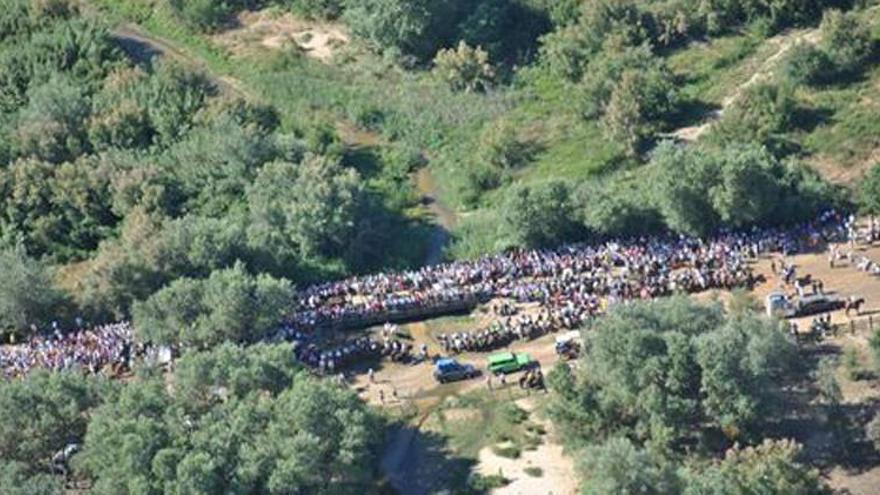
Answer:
[
  {"left": 0, "top": 343, "right": 383, "bottom": 494},
  {"left": 3, "top": 0, "right": 880, "bottom": 493},
  {"left": 547, "top": 297, "right": 829, "bottom": 494},
  {"left": 0, "top": 1, "right": 430, "bottom": 333},
  {"left": 78, "top": 0, "right": 880, "bottom": 261}
]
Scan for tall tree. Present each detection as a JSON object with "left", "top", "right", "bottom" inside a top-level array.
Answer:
[
  {"left": 343, "top": 0, "right": 433, "bottom": 57},
  {"left": 695, "top": 313, "right": 795, "bottom": 440},
  {"left": 499, "top": 180, "right": 579, "bottom": 249},
  {"left": 859, "top": 164, "right": 880, "bottom": 218},
  {"left": 248, "top": 155, "right": 362, "bottom": 260},
  {"left": 684, "top": 440, "right": 829, "bottom": 495},
  {"left": 0, "top": 244, "right": 65, "bottom": 333},
  {"left": 0, "top": 370, "right": 105, "bottom": 494},
  {"left": 578, "top": 437, "right": 680, "bottom": 495},
  {"left": 602, "top": 70, "right": 648, "bottom": 157},
  {"left": 133, "top": 262, "right": 293, "bottom": 348}
]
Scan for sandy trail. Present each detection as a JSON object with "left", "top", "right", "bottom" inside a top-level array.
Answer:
[
  {"left": 111, "top": 23, "right": 249, "bottom": 99},
  {"left": 476, "top": 397, "right": 578, "bottom": 495},
  {"left": 671, "top": 28, "right": 821, "bottom": 142}
]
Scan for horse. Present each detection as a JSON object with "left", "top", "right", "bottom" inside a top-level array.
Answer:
[{"left": 845, "top": 297, "right": 866, "bottom": 316}]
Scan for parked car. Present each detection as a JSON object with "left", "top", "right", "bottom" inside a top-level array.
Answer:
[
  {"left": 766, "top": 292, "right": 842, "bottom": 318},
  {"left": 434, "top": 358, "right": 479, "bottom": 383},
  {"left": 486, "top": 352, "right": 534, "bottom": 375},
  {"left": 555, "top": 331, "right": 581, "bottom": 360}
]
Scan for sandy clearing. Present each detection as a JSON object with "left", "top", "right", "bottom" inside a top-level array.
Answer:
[
  {"left": 477, "top": 397, "right": 578, "bottom": 495},
  {"left": 212, "top": 10, "right": 349, "bottom": 62}
]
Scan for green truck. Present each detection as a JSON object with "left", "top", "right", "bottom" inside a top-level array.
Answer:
[{"left": 487, "top": 352, "right": 534, "bottom": 375}]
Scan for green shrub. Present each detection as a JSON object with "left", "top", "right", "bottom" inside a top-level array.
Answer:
[
  {"left": 781, "top": 42, "right": 832, "bottom": 86},
  {"left": 870, "top": 330, "right": 880, "bottom": 373},
  {"left": 501, "top": 403, "right": 529, "bottom": 425},
  {"left": 820, "top": 9, "right": 875, "bottom": 76},
  {"left": 284, "top": 0, "right": 344, "bottom": 20},
  {"left": 433, "top": 41, "right": 495, "bottom": 93},
  {"left": 469, "top": 472, "right": 510, "bottom": 491},
  {"left": 168, "top": 0, "right": 232, "bottom": 32},
  {"left": 491, "top": 443, "right": 522, "bottom": 459},
  {"left": 524, "top": 466, "right": 543, "bottom": 477},
  {"left": 843, "top": 346, "right": 863, "bottom": 381}
]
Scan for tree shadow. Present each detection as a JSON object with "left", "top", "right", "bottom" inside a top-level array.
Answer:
[
  {"left": 112, "top": 34, "right": 164, "bottom": 67},
  {"left": 775, "top": 343, "right": 880, "bottom": 474},
  {"left": 337, "top": 144, "right": 436, "bottom": 272},
  {"left": 343, "top": 146, "right": 383, "bottom": 180},
  {"left": 381, "top": 422, "right": 479, "bottom": 495},
  {"left": 791, "top": 106, "right": 834, "bottom": 133},
  {"left": 666, "top": 98, "right": 721, "bottom": 130}
]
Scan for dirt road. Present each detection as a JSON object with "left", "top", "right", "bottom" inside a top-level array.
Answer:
[{"left": 111, "top": 23, "right": 249, "bottom": 98}]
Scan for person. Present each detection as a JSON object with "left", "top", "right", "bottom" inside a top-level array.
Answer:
[{"left": 368, "top": 368, "right": 375, "bottom": 383}]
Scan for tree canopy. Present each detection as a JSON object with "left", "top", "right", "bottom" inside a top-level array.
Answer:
[
  {"left": 547, "top": 298, "right": 796, "bottom": 452},
  {"left": 547, "top": 298, "right": 829, "bottom": 494},
  {"left": 76, "top": 343, "right": 383, "bottom": 495},
  {"left": 132, "top": 262, "right": 293, "bottom": 348},
  {"left": 0, "top": 370, "right": 108, "bottom": 494},
  {"left": 0, "top": 244, "right": 65, "bottom": 333}
]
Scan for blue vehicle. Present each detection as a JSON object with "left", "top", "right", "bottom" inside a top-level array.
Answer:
[{"left": 434, "top": 358, "right": 479, "bottom": 383}]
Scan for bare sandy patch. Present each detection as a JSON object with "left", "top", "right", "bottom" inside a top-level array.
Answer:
[
  {"left": 827, "top": 466, "right": 880, "bottom": 495},
  {"left": 213, "top": 10, "right": 349, "bottom": 62},
  {"left": 477, "top": 398, "right": 577, "bottom": 495},
  {"left": 442, "top": 407, "right": 483, "bottom": 423}
]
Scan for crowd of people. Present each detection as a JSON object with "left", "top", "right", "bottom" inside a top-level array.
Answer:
[
  {"left": 277, "top": 323, "right": 416, "bottom": 374},
  {"left": 288, "top": 213, "right": 843, "bottom": 332},
  {"left": 0, "top": 209, "right": 852, "bottom": 378},
  {"left": 0, "top": 323, "right": 134, "bottom": 379},
  {"left": 438, "top": 307, "right": 581, "bottom": 354}
]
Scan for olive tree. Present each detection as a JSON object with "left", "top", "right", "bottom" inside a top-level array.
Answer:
[
  {"left": 132, "top": 262, "right": 293, "bottom": 349},
  {"left": 433, "top": 41, "right": 495, "bottom": 93},
  {"left": 0, "top": 245, "right": 65, "bottom": 334}
]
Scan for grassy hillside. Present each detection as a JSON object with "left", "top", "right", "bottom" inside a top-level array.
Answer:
[{"left": 83, "top": 0, "right": 880, "bottom": 263}]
